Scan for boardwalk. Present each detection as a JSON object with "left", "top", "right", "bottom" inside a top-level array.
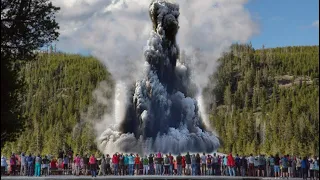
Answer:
[{"left": 0, "top": 176, "right": 303, "bottom": 180}]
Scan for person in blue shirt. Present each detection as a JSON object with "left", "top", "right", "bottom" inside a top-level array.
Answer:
[
  {"left": 124, "top": 154, "right": 129, "bottom": 175},
  {"left": 301, "top": 157, "right": 308, "bottom": 180},
  {"left": 128, "top": 154, "right": 134, "bottom": 175},
  {"left": 281, "top": 155, "right": 289, "bottom": 178}
]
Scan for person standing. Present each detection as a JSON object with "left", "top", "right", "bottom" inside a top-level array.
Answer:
[
  {"left": 148, "top": 154, "right": 154, "bottom": 175},
  {"left": 82, "top": 154, "right": 89, "bottom": 175},
  {"left": 296, "top": 157, "right": 302, "bottom": 178},
  {"left": 168, "top": 153, "right": 173, "bottom": 175},
  {"left": 34, "top": 154, "right": 41, "bottom": 177},
  {"left": 42, "top": 155, "right": 49, "bottom": 176},
  {"left": 112, "top": 153, "right": 119, "bottom": 175},
  {"left": 212, "top": 153, "right": 218, "bottom": 175},
  {"left": 143, "top": 155, "right": 149, "bottom": 175},
  {"left": 200, "top": 153, "right": 206, "bottom": 175},
  {"left": 301, "top": 156, "right": 308, "bottom": 180},
  {"left": 128, "top": 154, "right": 134, "bottom": 175},
  {"left": 63, "top": 155, "right": 69, "bottom": 175},
  {"left": 155, "top": 152, "right": 161, "bottom": 175},
  {"left": 119, "top": 154, "right": 124, "bottom": 176},
  {"left": 248, "top": 154, "right": 255, "bottom": 176},
  {"left": 191, "top": 154, "right": 196, "bottom": 176},
  {"left": 196, "top": 153, "right": 201, "bottom": 175},
  {"left": 9, "top": 154, "right": 17, "bottom": 176},
  {"left": 26, "top": 154, "right": 34, "bottom": 176},
  {"left": 162, "top": 154, "right": 168, "bottom": 175},
  {"left": 269, "top": 155, "right": 275, "bottom": 177},
  {"left": 99, "top": 154, "right": 106, "bottom": 176},
  {"left": 67, "top": 148, "right": 73, "bottom": 168},
  {"left": 274, "top": 154, "right": 281, "bottom": 179},
  {"left": 1, "top": 155, "right": 8, "bottom": 175},
  {"left": 74, "top": 154, "right": 81, "bottom": 176},
  {"left": 185, "top": 152, "right": 191, "bottom": 175},
  {"left": 182, "top": 155, "right": 186, "bottom": 175},
  {"left": 20, "top": 153, "right": 27, "bottom": 176},
  {"left": 227, "top": 153, "right": 235, "bottom": 176},
  {"left": 176, "top": 153, "right": 182, "bottom": 175},
  {"left": 240, "top": 156, "right": 247, "bottom": 177},
  {"left": 89, "top": 154, "right": 97, "bottom": 177},
  {"left": 135, "top": 154, "right": 141, "bottom": 175},
  {"left": 206, "top": 154, "right": 212, "bottom": 175},
  {"left": 235, "top": 154, "right": 241, "bottom": 176},
  {"left": 281, "top": 154, "right": 289, "bottom": 178},
  {"left": 105, "top": 154, "right": 111, "bottom": 175}
]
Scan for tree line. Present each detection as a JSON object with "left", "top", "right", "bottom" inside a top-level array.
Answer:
[{"left": 205, "top": 44, "right": 319, "bottom": 157}]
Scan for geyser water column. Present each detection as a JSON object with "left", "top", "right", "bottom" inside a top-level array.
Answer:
[{"left": 98, "top": 0, "right": 220, "bottom": 154}]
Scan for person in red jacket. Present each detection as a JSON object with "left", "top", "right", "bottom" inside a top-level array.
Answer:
[
  {"left": 227, "top": 153, "right": 235, "bottom": 176},
  {"left": 182, "top": 156, "right": 186, "bottom": 175},
  {"left": 112, "top": 153, "right": 119, "bottom": 175},
  {"left": 134, "top": 154, "right": 141, "bottom": 175},
  {"left": 89, "top": 154, "right": 97, "bottom": 177}
]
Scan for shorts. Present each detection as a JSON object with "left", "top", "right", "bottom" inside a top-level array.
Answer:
[
  {"left": 274, "top": 165, "right": 280, "bottom": 173},
  {"left": 64, "top": 164, "right": 68, "bottom": 169},
  {"left": 282, "top": 167, "right": 288, "bottom": 173},
  {"left": 259, "top": 165, "right": 264, "bottom": 171}
]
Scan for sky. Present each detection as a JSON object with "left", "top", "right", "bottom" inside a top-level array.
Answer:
[
  {"left": 52, "top": 0, "right": 319, "bottom": 56},
  {"left": 246, "top": 0, "right": 319, "bottom": 49}
]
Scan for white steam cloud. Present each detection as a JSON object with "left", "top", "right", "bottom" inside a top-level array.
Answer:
[{"left": 53, "top": 0, "right": 257, "bottom": 154}]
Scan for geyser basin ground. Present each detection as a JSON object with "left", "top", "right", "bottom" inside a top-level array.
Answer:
[{"left": 98, "top": 0, "right": 220, "bottom": 154}]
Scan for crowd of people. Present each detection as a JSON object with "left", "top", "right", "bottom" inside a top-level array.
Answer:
[{"left": 1, "top": 150, "right": 319, "bottom": 179}]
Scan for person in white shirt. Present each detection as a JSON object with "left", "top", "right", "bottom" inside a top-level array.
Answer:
[
  {"left": 248, "top": 154, "right": 255, "bottom": 176},
  {"left": 201, "top": 153, "right": 207, "bottom": 175},
  {"left": 20, "top": 153, "right": 27, "bottom": 176},
  {"left": 1, "top": 155, "right": 8, "bottom": 175}
]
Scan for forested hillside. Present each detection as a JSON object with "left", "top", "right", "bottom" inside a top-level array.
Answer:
[
  {"left": 1, "top": 53, "right": 112, "bottom": 156},
  {"left": 1, "top": 45, "right": 318, "bottom": 157},
  {"left": 206, "top": 45, "right": 319, "bottom": 156}
]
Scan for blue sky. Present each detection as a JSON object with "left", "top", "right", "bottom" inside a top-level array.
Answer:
[
  {"left": 54, "top": 0, "right": 319, "bottom": 55},
  {"left": 246, "top": 0, "right": 319, "bottom": 49}
]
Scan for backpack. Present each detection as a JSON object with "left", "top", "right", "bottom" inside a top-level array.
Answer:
[
  {"left": 164, "top": 157, "right": 169, "bottom": 164},
  {"left": 207, "top": 157, "right": 211, "bottom": 165}
]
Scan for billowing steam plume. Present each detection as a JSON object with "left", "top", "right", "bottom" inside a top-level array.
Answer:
[{"left": 97, "top": 0, "right": 220, "bottom": 154}]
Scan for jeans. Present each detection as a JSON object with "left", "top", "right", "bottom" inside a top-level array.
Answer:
[
  {"left": 143, "top": 165, "right": 148, "bottom": 175},
  {"left": 129, "top": 164, "right": 134, "bottom": 175},
  {"left": 90, "top": 164, "right": 96, "bottom": 177},
  {"left": 196, "top": 164, "right": 200, "bottom": 175},
  {"left": 113, "top": 164, "right": 118, "bottom": 175},
  {"left": 27, "top": 164, "right": 33, "bottom": 176},
  {"left": 192, "top": 164, "right": 196, "bottom": 175},
  {"left": 228, "top": 166, "right": 235, "bottom": 176},
  {"left": 91, "top": 169, "right": 96, "bottom": 177},
  {"left": 75, "top": 165, "right": 80, "bottom": 175},
  {"left": 156, "top": 164, "right": 162, "bottom": 175},
  {"left": 20, "top": 165, "right": 27, "bottom": 176},
  {"left": 169, "top": 164, "right": 173, "bottom": 175},
  {"left": 186, "top": 164, "right": 191, "bottom": 175},
  {"left": 177, "top": 165, "right": 182, "bottom": 175},
  {"left": 149, "top": 163, "right": 154, "bottom": 175},
  {"left": 270, "top": 165, "right": 274, "bottom": 177},
  {"left": 207, "top": 165, "right": 212, "bottom": 175},
  {"left": 241, "top": 166, "right": 246, "bottom": 176},
  {"left": 35, "top": 163, "right": 41, "bottom": 176}
]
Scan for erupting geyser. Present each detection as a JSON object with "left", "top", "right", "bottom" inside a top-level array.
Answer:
[{"left": 98, "top": 0, "right": 220, "bottom": 154}]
